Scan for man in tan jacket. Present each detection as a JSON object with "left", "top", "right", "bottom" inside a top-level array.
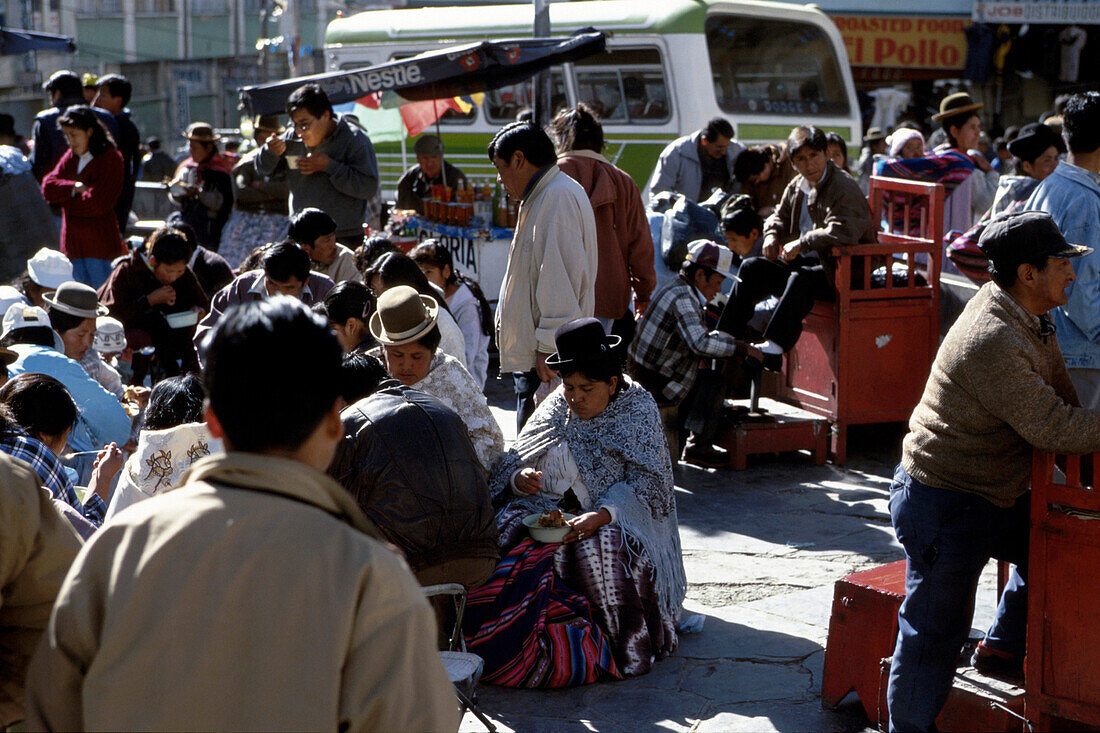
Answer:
[
  {"left": 887, "top": 211, "right": 1100, "bottom": 733},
  {"left": 26, "top": 297, "right": 458, "bottom": 732},
  {"left": 490, "top": 120, "right": 598, "bottom": 430},
  {"left": 0, "top": 453, "right": 81, "bottom": 728}
]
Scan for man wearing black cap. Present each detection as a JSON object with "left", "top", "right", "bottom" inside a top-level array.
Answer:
[
  {"left": 887, "top": 211, "right": 1100, "bottom": 732},
  {"left": 1025, "top": 92, "right": 1100, "bottom": 409},
  {"left": 395, "top": 134, "right": 467, "bottom": 215}
]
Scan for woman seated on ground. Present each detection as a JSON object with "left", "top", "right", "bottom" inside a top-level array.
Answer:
[
  {"left": 410, "top": 239, "right": 493, "bottom": 389},
  {"left": 3, "top": 299, "right": 131, "bottom": 466},
  {"left": 0, "top": 372, "right": 123, "bottom": 533},
  {"left": 364, "top": 251, "right": 468, "bottom": 368},
  {"left": 321, "top": 280, "right": 375, "bottom": 354},
  {"left": 465, "top": 318, "right": 686, "bottom": 684},
  {"left": 104, "top": 374, "right": 221, "bottom": 522},
  {"left": 369, "top": 285, "right": 503, "bottom": 473}
]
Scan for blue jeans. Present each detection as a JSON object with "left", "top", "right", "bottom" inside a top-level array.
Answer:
[
  {"left": 886, "top": 464, "right": 1029, "bottom": 733},
  {"left": 71, "top": 257, "right": 115, "bottom": 290}
]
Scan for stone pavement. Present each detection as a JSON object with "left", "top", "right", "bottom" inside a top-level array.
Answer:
[{"left": 462, "top": 386, "right": 999, "bottom": 733}]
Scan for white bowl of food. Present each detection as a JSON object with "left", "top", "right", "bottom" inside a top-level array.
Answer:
[
  {"left": 523, "top": 510, "right": 576, "bottom": 544},
  {"left": 285, "top": 154, "right": 301, "bottom": 168},
  {"left": 165, "top": 310, "right": 199, "bottom": 329}
]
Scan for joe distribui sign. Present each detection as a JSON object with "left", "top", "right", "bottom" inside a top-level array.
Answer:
[{"left": 832, "top": 16, "right": 968, "bottom": 71}]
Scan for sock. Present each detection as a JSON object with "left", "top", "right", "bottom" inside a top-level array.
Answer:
[{"left": 760, "top": 340, "right": 784, "bottom": 355}]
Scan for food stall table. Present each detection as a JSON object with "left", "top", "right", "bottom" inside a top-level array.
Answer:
[{"left": 399, "top": 216, "right": 513, "bottom": 305}]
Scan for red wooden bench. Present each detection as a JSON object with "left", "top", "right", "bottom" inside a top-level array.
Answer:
[{"left": 772, "top": 176, "right": 945, "bottom": 463}]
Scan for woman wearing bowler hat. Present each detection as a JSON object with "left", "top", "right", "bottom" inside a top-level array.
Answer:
[
  {"left": 464, "top": 317, "right": 686, "bottom": 685},
  {"left": 168, "top": 122, "right": 234, "bottom": 251},
  {"left": 369, "top": 285, "right": 503, "bottom": 473},
  {"left": 874, "top": 91, "right": 1000, "bottom": 237}
]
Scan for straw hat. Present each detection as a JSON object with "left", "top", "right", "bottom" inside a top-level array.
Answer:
[
  {"left": 932, "top": 92, "right": 983, "bottom": 122},
  {"left": 369, "top": 286, "right": 439, "bottom": 346},
  {"left": 862, "top": 126, "right": 886, "bottom": 143},
  {"left": 42, "top": 281, "right": 109, "bottom": 319},
  {"left": 183, "top": 122, "right": 220, "bottom": 142}
]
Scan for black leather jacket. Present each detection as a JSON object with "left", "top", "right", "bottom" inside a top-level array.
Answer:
[{"left": 328, "top": 382, "right": 499, "bottom": 571}]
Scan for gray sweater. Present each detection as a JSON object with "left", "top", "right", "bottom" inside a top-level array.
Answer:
[
  {"left": 256, "top": 114, "right": 379, "bottom": 238},
  {"left": 903, "top": 282, "right": 1100, "bottom": 507}
]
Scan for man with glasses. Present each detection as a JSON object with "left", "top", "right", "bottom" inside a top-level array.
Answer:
[{"left": 258, "top": 83, "right": 380, "bottom": 247}]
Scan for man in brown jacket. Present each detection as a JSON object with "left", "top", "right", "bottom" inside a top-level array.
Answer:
[
  {"left": 0, "top": 453, "right": 80, "bottom": 728},
  {"left": 887, "top": 212, "right": 1100, "bottom": 733},
  {"left": 26, "top": 297, "right": 458, "bottom": 732},
  {"left": 717, "top": 125, "right": 874, "bottom": 357},
  {"left": 554, "top": 105, "right": 656, "bottom": 341}
]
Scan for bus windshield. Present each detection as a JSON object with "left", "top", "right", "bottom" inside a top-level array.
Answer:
[{"left": 706, "top": 14, "right": 850, "bottom": 118}]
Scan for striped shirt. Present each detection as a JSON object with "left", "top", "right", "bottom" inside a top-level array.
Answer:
[{"left": 0, "top": 431, "right": 105, "bottom": 525}]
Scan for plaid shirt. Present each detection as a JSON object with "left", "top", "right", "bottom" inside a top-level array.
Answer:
[
  {"left": 0, "top": 432, "right": 105, "bottom": 526},
  {"left": 629, "top": 274, "right": 740, "bottom": 403}
]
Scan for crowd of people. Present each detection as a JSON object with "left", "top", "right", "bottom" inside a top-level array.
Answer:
[{"left": 2, "top": 65, "right": 1099, "bottom": 732}]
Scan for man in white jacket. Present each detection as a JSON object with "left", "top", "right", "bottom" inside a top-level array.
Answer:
[{"left": 490, "top": 121, "right": 598, "bottom": 430}]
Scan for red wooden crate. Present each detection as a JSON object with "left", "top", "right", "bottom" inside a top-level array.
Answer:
[
  {"left": 824, "top": 560, "right": 1026, "bottom": 730},
  {"left": 822, "top": 560, "right": 907, "bottom": 720}
]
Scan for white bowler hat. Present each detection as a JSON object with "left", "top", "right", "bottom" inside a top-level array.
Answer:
[
  {"left": 26, "top": 248, "right": 73, "bottom": 290},
  {"left": 93, "top": 316, "right": 127, "bottom": 353}
]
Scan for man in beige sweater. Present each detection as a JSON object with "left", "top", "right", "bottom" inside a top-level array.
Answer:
[
  {"left": 26, "top": 297, "right": 458, "bottom": 732},
  {"left": 0, "top": 453, "right": 81, "bottom": 728},
  {"left": 887, "top": 211, "right": 1100, "bottom": 733}
]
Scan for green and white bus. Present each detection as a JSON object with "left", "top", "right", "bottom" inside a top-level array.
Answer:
[{"left": 324, "top": 0, "right": 861, "bottom": 196}]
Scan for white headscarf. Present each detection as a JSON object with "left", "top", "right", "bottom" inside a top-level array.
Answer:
[{"left": 888, "top": 128, "right": 926, "bottom": 158}]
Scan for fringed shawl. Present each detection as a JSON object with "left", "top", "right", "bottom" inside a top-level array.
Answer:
[{"left": 490, "top": 380, "right": 686, "bottom": 618}]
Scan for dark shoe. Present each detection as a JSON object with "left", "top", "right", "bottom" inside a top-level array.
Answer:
[
  {"left": 743, "top": 352, "right": 783, "bottom": 373},
  {"left": 971, "top": 644, "right": 1024, "bottom": 684},
  {"left": 683, "top": 442, "right": 729, "bottom": 468}
]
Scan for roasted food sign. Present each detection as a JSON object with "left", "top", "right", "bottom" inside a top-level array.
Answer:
[{"left": 833, "top": 16, "right": 968, "bottom": 70}]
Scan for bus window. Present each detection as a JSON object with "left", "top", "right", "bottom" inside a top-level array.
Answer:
[
  {"left": 573, "top": 47, "right": 669, "bottom": 124},
  {"left": 706, "top": 15, "right": 849, "bottom": 118},
  {"left": 485, "top": 69, "right": 566, "bottom": 122}
]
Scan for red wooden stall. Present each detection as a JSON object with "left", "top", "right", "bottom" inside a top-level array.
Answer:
[
  {"left": 773, "top": 177, "right": 945, "bottom": 463},
  {"left": 1027, "top": 450, "right": 1100, "bottom": 731}
]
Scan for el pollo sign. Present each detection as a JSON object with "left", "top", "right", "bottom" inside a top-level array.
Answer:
[{"left": 833, "top": 16, "right": 968, "bottom": 70}]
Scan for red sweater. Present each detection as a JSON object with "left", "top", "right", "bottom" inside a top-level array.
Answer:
[{"left": 41, "top": 148, "right": 125, "bottom": 261}]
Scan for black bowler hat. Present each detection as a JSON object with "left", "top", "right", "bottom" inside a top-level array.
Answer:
[
  {"left": 1007, "top": 122, "right": 1065, "bottom": 162},
  {"left": 545, "top": 317, "right": 621, "bottom": 369},
  {"left": 978, "top": 211, "right": 1092, "bottom": 267}
]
